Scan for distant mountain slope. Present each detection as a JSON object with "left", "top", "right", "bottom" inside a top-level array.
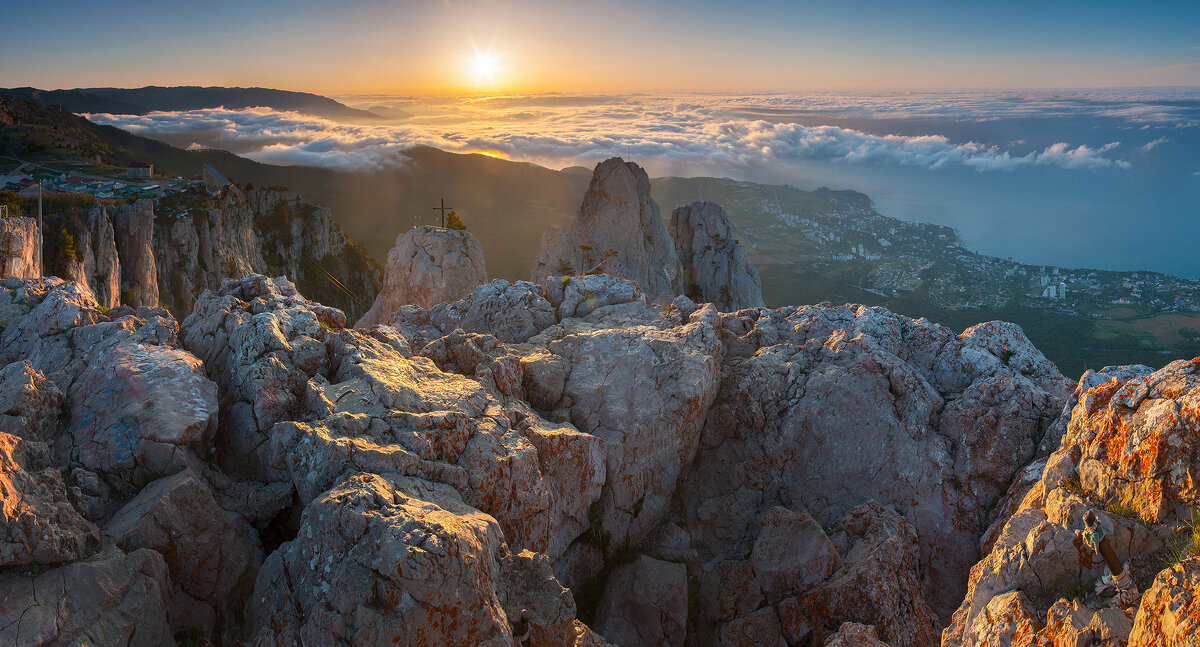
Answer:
[{"left": 0, "top": 85, "right": 379, "bottom": 121}]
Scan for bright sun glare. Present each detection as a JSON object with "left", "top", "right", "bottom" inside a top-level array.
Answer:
[{"left": 469, "top": 52, "right": 500, "bottom": 86}]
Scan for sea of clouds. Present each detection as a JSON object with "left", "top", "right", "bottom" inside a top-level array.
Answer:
[{"left": 83, "top": 89, "right": 1198, "bottom": 175}]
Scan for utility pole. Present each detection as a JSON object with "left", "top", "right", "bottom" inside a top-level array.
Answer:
[
  {"left": 37, "top": 181, "right": 44, "bottom": 276},
  {"left": 432, "top": 197, "right": 453, "bottom": 229}
]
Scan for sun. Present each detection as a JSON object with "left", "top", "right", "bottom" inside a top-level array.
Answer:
[{"left": 469, "top": 51, "right": 500, "bottom": 86}]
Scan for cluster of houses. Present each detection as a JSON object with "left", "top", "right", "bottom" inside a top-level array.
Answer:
[{"left": 1, "top": 162, "right": 204, "bottom": 200}]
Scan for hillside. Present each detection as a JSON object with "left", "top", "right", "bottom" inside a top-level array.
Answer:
[{"left": 1, "top": 85, "right": 380, "bottom": 121}]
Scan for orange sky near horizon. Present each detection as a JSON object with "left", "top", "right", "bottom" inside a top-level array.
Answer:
[{"left": 3, "top": 0, "right": 1198, "bottom": 96}]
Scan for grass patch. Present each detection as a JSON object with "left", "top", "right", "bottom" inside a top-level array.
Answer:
[
  {"left": 1104, "top": 498, "right": 1141, "bottom": 520},
  {"left": 1060, "top": 476, "right": 1089, "bottom": 498},
  {"left": 1060, "top": 577, "right": 1087, "bottom": 601},
  {"left": 1165, "top": 508, "right": 1200, "bottom": 567}
]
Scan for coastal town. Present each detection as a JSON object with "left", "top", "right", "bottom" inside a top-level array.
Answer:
[{"left": 677, "top": 177, "right": 1200, "bottom": 324}]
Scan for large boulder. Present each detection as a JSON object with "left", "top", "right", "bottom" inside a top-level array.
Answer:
[
  {"left": 68, "top": 342, "right": 218, "bottom": 485},
  {"left": 594, "top": 555, "right": 688, "bottom": 647},
  {"left": 106, "top": 469, "right": 263, "bottom": 640},
  {"left": 1129, "top": 556, "right": 1200, "bottom": 646},
  {"left": 942, "top": 358, "right": 1200, "bottom": 646},
  {"left": 680, "top": 303, "right": 1071, "bottom": 622},
  {"left": 0, "top": 546, "right": 173, "bottom": 646},
  {"left": 0, "top": 430, "right": 99, "bottom": 566},
  {"left": 249, "top": 472, "right": 575, "bottom": 646},
  {"left": 426, "top": 279, "right": 557, "bottom": 344},
  {"left": 356, "top": 225, "right": 486, "bottom": 327},
  {"left": 669, "top": 201, "right": 764, "bottom": 311}
]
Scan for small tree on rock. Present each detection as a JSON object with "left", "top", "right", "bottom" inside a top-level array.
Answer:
[{"left": 446, "top": 210, "right": 467, "bottom": 230}]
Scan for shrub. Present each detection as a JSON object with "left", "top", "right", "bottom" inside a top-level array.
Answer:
[{"left": 445, "top": 210, "right": 467, "bottom": 230}]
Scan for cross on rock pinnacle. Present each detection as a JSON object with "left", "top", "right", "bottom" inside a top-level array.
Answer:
[{"left": 432, "top": 197, "right": 454, "bottom": 229}]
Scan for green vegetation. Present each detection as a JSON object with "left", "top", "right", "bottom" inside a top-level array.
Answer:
[
  {"left": 0, "top": 190, "right": 22, "bottom": 218},
  {"left": 1060, "top": 577, "right": 1087, "bottom": 601},
  {"left": 56, "top": 228, "right": 80, "bottom": 263},
  {"left": 445, "top": 210, "right": 467, "bottom": 230},
  {"left": 1104, "top": 498, "right": 1143, "bottom": 522},
  {"left": 1165, "top": 508, "right": 1200, "bottom": 566},
  {"left": 1059, "top": 476, "right": 1089, "bottom": 498}
]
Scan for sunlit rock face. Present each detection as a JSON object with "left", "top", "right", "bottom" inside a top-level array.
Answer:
[
  {"left": 942, "top": 357, "right": 1200, "bottom": 647},
  {"left": 670, "top": 200, "right": 764, "bottom": 311},
  {"left": 534, "top": 157, "right": 684, "bottom": 302},
  {"left": 0, "top": 216, "right": 41, "bottom": 280},
  {"left": 356, "top": 224, "right": 487, "bottom": 327}
]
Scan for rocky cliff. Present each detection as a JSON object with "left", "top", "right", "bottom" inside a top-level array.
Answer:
[
  {"left": 535, "top": 158, "right": 684, "bottom": 302},
  {"left": 669, "top": 201, "right": 764, "bottom": 311},
  {"left": 0, "top": 216, "right": 41, "bottom": 280},
  {"left": 38, "top": 187, "right": 379, "bottom": 321}
]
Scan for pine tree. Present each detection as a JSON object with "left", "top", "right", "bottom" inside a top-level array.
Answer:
[{"left": 446, "top": 210, "right": 467, "bottom": 230}]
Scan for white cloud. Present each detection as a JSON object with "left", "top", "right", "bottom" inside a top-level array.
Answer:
[
  {"left": 84, "top": 95, "right": 1142, "bottom": 174},
  {"left": 1139, "top": 136, "right": 1169, "bottom": 152}
]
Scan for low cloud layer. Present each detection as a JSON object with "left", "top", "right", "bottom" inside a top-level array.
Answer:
[{"left": 80, "top": 90, "right": 1183, "bottom": 174}]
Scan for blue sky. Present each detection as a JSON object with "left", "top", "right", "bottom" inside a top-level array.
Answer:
[{"left": 2, "top": 0, "right": 1198, "bottom": 93}]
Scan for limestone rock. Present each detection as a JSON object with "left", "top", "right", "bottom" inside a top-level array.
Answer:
[
  {"left": 0, "top": 430, "right": 100, "bottom": 566},
  {"left": 681, "top": 303, "right": 1070, "bottom": 621},
  {"left": 428, "top": 279, "right": 557, "bottom": 344},
  {"left": 825, "top": 623, "right": 892, "bottom": 647},
  {"left": 181, "top": 274, "right": 342, "bottom": 476},
  {"left": 669, "top": 201, "right": 764, "bottom": 311},
  {"left": 531, "top": 226, "right": 584, "bottom": 285},
  {"left": 0, "top": 360, "right": 61, "bottom": 443},
  {"left": 248, "top": 473, "right": 568, "bottom": 646},
  {"left": 106, "top": 469, "right": 263, "bottom": 639},
  {"left": 549, "top": 158, "right": 682, "bottom": 301},
  {"left": 545, "top": 273, "right": 645, "bottom": 321},
  {"left": 594, "top": 555, "right": 688, "bottom": 647},
  {"left": 0, "top": 216, "right": 41, "bottom": 280},
  {"left": 1129, "top": 557, "right": 1200, "bottom": 646},
  {"left": 776, "top": 502, "right": 939, "bottom": 647},
  {"left": 68, "top": 342, "right": 218, "bottom": 483},
  {"left": 113, "top": 199, "right": 159, "bottom": 308},
  {"left": 76, "top": 203, "right": 121, "bottom": 309},
  {"left": 544, "top": 311, "right": 722, "bottom": 553},
  {"left": 356, "top": 225, "right": 486, "bottom": 327},
  {"left": 960, "top": 590, "right": 1041, "bottom": 647},
  {"left": 750, "top": 506, "right": 840, "bottom": 601},
  {"left": 0, "top": 546, "right": 172, "bottom": 646}
]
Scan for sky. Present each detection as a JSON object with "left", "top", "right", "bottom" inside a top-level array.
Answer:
[{"left": 3, "top": 0, "right": 1199, "bottom": 93}]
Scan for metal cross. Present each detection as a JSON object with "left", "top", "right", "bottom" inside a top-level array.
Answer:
[{"left": 432, "top": 197, "right": 454, "bottom": 229}]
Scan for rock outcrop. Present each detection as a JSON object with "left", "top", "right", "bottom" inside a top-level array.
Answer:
[
  {"left": 113, "top": 199, "right": 159, "bottom": 308},
  {"left": 37, "top": 188, "right": 380, "bottom": 320},
  {"left": 0, "top": 547, "right": 173, "bottom": 646},
  {"left": 670, "top": 201, "right": 764, "bottom": 311},
  {"left": 943, "top": 357, "right": 1200, "bottom": 647},
  {"left": 534, "top": 158, "right": 683, "bottom": 302},
  {"left": 0, "top": 216, "right": 40, "bottom": 279},
  {"left": 12, "top": 258, "right": 1200, "bottom": 646},
  {"left": 356, "top": 225, "right": 487, "bottom": 327}
]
